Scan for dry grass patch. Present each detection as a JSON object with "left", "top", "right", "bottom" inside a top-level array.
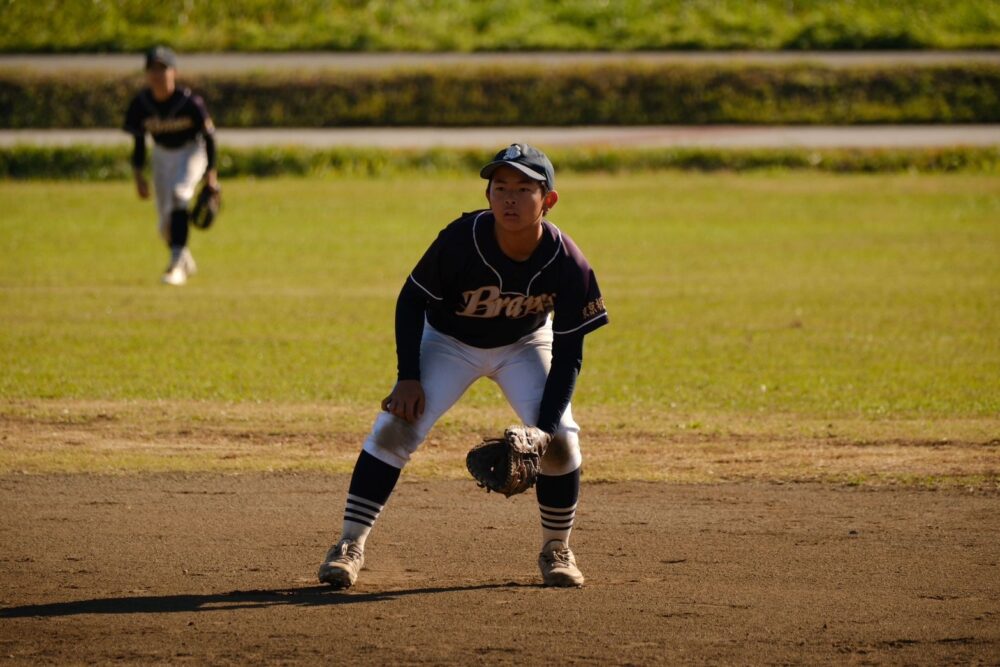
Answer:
[{"left": 2, "top": 400, "right": 996, "bottom": 490}]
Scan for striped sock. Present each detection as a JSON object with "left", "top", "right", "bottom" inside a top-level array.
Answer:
[
  {"left": 339, "top": 450, "right": 401, "bottom": 548},
  {"left": 341, "top": 493, "right": 384, "bottom": 547},
  {"left": 536, "top": 468, "right": 581, "bottom": 548}
]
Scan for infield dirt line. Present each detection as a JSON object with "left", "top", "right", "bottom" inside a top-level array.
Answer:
[{"left": 1, "top": 400, "right": 997, "bottom": 487}]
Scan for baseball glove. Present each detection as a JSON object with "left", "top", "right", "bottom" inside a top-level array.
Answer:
[
  {"left": 466, "top": 425, "right": 551, "bottom": 498},
  {"left": 190, "top": 182, "right": 221, "bottom": 230}
]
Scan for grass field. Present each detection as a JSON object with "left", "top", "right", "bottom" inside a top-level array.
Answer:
[
  {"left": 1, "top": 173, "right": 998, "bottom": 482},
  {"left": 2, "top": 0, "right": 998, "bottom": 52}
]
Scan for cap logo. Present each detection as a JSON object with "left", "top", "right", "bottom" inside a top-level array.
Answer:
[{"left": 503, "top": 145, "right": 522, "bottom": 160}]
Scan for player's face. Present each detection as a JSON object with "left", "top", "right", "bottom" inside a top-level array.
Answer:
[
  {"left": 486, "top": 166, "right": 557, "bottom": 234},
  {"left": 146, "top": 62, "right": 176, "bottom": 99}
]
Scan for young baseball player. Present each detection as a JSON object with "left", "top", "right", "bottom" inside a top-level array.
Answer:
[
  {"left": 318, "top": 144, "right": 608, "bottom": 589},
  {"left": 123, "top": 46, "right": 218, "bottom": 286}
]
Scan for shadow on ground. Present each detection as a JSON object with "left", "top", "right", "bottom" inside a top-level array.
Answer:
[{"left": 0, "top": 581, "right": 534, "bottom": 617}]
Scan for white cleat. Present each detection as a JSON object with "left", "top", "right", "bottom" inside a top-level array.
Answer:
[
  {"left": 538, "top": 539, "right": 585, "bottom": 587},
  {"left": 161, "top": 263, "right": 187, "bottom": 286},
  {"left": 318, "top": 539, "right": 365, "bottom": 589}
]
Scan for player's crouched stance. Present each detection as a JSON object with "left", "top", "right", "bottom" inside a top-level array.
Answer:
[
  {"left": 319, "top": 144, "right": 609, "bottom": 589},
  {"left": 123, "top": 46, "right": 219, "bottom": 286}
]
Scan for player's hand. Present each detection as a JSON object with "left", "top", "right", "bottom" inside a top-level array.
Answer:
[
  {"left": 204, "top": 168, "right": 219, "bottom": 190},
  {"left": 381, "top": 380, "right": 425, "bottom": 424},
  {"left": 134, "top": 173, "right": 150, "bottom": 199}
]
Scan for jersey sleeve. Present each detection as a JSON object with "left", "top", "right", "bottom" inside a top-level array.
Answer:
[
  {"left": 122, "top": 95, "right": 145, "bottom": 136},
  {"left": 190, "top": 94, "right": 215, "bottom": 135},
  {"left": 551, "top": 238, "right": 609, "bottom": 337},
  {"left": 395, "top": 280, "right": 428, "bottom": 381},
  {"left": 407, "top": 228, "right": 450, "bottom": 303},
  {"left": 192, "top": 95, "right": 218, "bottom": 170}
]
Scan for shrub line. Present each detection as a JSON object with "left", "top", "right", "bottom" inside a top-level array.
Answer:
[
  {"left": 2, "top": 64, "right": 998, "bottom": 128},
  {"left": 3, "top": 145, "right": 998, "bottom": 179}
]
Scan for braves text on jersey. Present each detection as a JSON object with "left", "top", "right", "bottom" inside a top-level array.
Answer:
[
  {"left": 408, "top": 209, "right": 609, "bottom": 349},
  {"left": 123, "top": 87, "right": 215, "bottom": 148}
]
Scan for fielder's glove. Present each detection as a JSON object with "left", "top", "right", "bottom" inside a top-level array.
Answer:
[
  {"left": 466, "top": 425, "right": 551, "bottom": 498},
  {"left": 190, "top": 182, "right": 221, "bottom": 230}
]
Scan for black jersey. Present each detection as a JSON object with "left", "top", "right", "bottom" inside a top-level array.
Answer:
[
  {"left": 123, "top": 87, "right": 214, "bottom": 148},
  {"left": 408, "top": 210, "right": 608, "bottom": 348}
]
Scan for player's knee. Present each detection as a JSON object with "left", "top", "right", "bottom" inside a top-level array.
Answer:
[
  {"left": 541, "top": 430, "right": 581, "bottom": 476},
  {"left": 170, "top": 185, "right": 191, "bottom": 209},
  {"left": 362, "top": 411, "right": 424, "bottom": 469}
]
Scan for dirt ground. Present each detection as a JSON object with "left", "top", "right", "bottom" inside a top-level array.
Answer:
[{"left": 1, "top": 473, "right": 997, "bottom": 665}]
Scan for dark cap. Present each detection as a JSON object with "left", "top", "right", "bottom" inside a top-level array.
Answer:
[
  {"left": 480, "top": 143, "right": 555, "bottom": 190},
  {"left": 145, "top": 46, "right": 177, "bottom": 70}
]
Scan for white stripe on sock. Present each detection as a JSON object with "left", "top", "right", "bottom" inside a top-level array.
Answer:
[
  {"left": 341, "top": 494, "right": 386, "bottom": 546},
  {"left": 539, "top": 503, "right": 577, "bottom": 547}
]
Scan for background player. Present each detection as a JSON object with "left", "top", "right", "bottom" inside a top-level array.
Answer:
[
  {"left": 318, "top": 144, "right": 609, "bottom": 589},
  {"left": 123, "top": 46, "right": 218, "bottom": 286}
]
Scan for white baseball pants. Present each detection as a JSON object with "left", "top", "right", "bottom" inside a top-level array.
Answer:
[
  {"left": 152, "top": 139, "right": 208, "bottom": 243},
  {"left": 363, "top": 321, "right": 582, "bottom": 475}
]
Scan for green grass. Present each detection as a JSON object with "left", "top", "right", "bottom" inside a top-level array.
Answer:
[
  {"left": 1, "top": 173, "right": 998, "bottom": 420},
  {"left": 2, "top": 0, "right": 998, "bottom": 52}
]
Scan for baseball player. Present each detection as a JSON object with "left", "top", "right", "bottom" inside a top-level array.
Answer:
[
  {"left": 123, "top": 46, "right": 218, "bottom": 286},
  {"left": 318, "top": 144, "right": 609, "bottom": 588}
]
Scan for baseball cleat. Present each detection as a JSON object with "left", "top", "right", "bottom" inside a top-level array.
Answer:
[
  {"left": 161, "top": 264, "right": 187, "bottom": 286},
  {"left": 318, "top": 539, "right": 365, "bottom": 589},
  {"left": 538, "top": 539, "right": 585, "bottom": 587}
]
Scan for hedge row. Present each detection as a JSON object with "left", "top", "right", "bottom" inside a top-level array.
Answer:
[
  {"left": 3, "top": 0, "right": 1000, "bottom": 52},
  {"left": 2, "top": 64, "right": 999, "bottom": 128},
  {"left": 3, "top": 145, "right": 998, "bottom": 180}
]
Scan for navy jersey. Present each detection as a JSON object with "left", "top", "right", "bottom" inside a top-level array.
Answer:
[
  {"left": 408, "top": 210, "right": 608, "bottom": 349},
  {"left": 123, "top": 87, "right": 214, "bottom": 148}
]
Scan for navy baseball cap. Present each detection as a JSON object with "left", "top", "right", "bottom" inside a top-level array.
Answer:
[
  {"left": 481, "top": 143, "right": 555, "bottom": 190},
  {"left": 145, "top": 46, "right": 177, "bottom": 70}
]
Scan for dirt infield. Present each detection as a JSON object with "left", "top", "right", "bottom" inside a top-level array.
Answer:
[{"left": 1, "top": 473, "right": 997, "bottom": 665}]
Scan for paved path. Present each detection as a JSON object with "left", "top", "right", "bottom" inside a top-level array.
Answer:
[
  {"left": 3, "top": 126, "right": 999, "bottom": 149},
  {"left": 1, "top": 50, "right": 997, "bottom": 74}
]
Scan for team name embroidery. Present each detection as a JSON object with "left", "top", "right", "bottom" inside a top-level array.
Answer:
[
  {"left": 582, "top": 297, "right": 606, "bottom": 319},
  {"left": 144, "top": 116, "right": 194, "bottom": 135},
  {"left": 458, "top": 286, "right": 555, "bottom": 319}
]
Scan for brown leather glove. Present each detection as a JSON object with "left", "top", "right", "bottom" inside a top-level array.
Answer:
[{"left": 466, "top": 425, "right": 551, "bottom": 498}]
